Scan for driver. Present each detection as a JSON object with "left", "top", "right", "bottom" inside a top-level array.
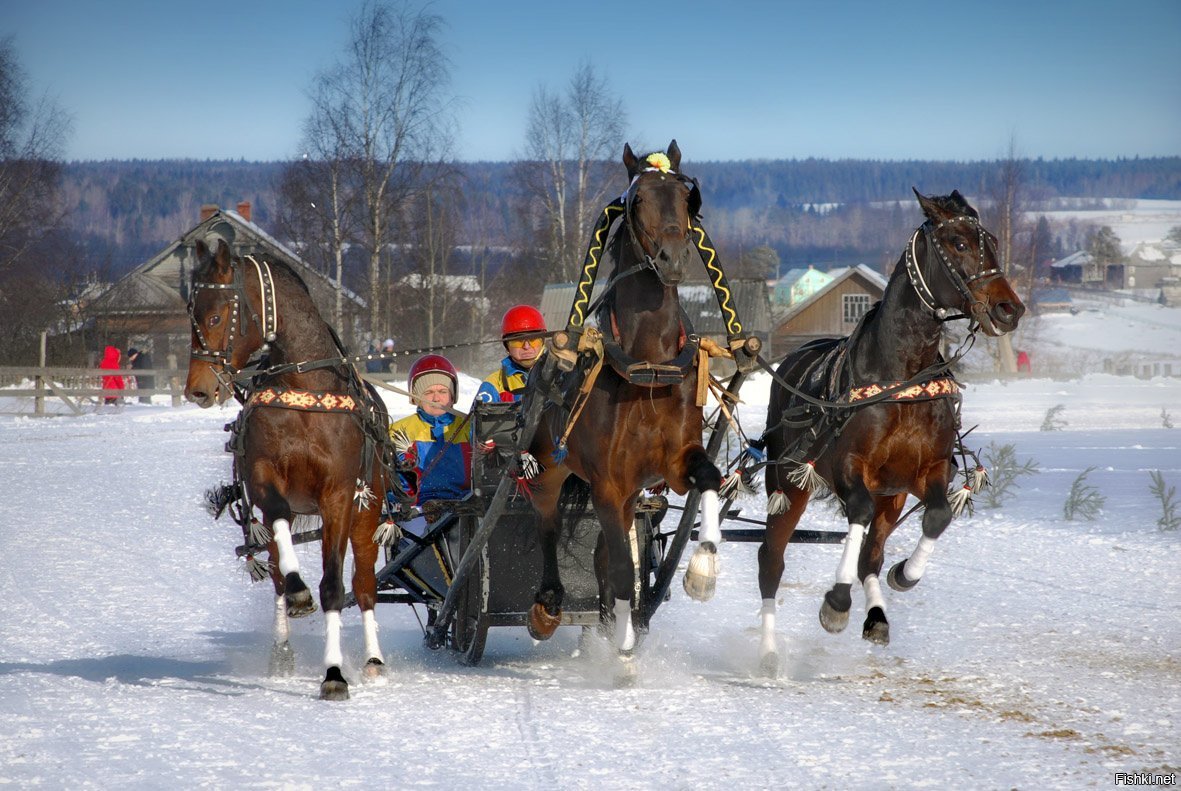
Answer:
[{"left": 475, "top": 305, "right": 547, "bottom": 403}]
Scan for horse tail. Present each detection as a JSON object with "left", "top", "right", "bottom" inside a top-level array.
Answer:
[{"left": 558, "top": 475, "right": 592, "bottom": 533}]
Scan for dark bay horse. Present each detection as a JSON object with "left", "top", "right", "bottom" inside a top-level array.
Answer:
[
  {"left": 185, "top": 239, "right": 397, "bottom": 700},
  {"left": 526, "top": 141, "right": 724, "bottom": 657},
  {"left": 757, "top": 190, "right": 1024, "bottom": 673}
]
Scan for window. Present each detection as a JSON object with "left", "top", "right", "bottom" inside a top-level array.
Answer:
[{"left": 843, "top": 293, "right": 871, "bottom": 323}]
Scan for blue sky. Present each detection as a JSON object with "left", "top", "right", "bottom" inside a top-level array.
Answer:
[{"left": 4, "top": 0, "right": 1180, "bottom": 163}]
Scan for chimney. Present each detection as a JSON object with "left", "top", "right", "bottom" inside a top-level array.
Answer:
[
  {"left": 236, "top": 201, "right": 252, "bottom": 223},
  {"left": 199, "top": 204, "right": 219, "bottom": 222}
]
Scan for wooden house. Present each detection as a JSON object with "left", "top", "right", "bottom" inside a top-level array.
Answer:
[
  {"left": 771, "top": 265, "right": 833, "bottom": 308},
  {"left": 87, "top": 202, "right": 365, "bottom": 364},
  {"left": 771, "top": 264, "right": 888, "bottom": 355}
]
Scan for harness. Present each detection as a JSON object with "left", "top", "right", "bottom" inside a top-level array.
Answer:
[{"left": 904, "top": 215, "right": 1004, "bottom": 323}]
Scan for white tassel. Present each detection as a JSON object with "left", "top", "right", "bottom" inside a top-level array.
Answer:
[
  {"left": 948, "top": 484, "right": 973, "bottom": 518},
  {"left": 245, "top": 555, "right": 270, "bottom": 582},
  {"left": 767, "top": 489, "right": 789, "bottom": 515},
  {"left": 970, "top": 465, "right": 989, "bottom": 493},
  {"left": 719, "top": 471, "right": 741, "bottom": 499},
  {"left": 390, "top": 428, "right": 411, "bottom": 455},
  {"left": 787, "top": 460, "right": 826, "bottom": 493},
  {"left": 372, "top": 519, "right": 402, "bottom": 546},
  {"left": 248, "top": 519, "right": 271, "bottom": 546},
  {"left": 354, "top": 479, "right": 376, "bottom": 511},
  {"left": 518, "top": 451, "right": 541, "bottom": 480}
]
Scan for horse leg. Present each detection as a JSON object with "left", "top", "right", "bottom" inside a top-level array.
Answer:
[
  {"left": 681, "top": 448, "right": 724, "bottom": 602},
  {"left": 267, "top": 590, "right": 295, "bottom": 677},
  {"left": 819, "top": 483, "right": 873, "bottom": 633},
  {"left": 318, "top": 502, "right": 353, "bottom": 701},
  {"left": 888, "top": 473, "right": 954, "bottom": 593},
  {"left": 528, "top": 468, "right": 569, "bottom": 641},
  {"left": 350, "top": 499, "right": 385, "bottom": 679},
  {"left": 757, "top": 486, "right": 810, "bottom": 676},
  {"left": 269, "top": 516, "right": 316, "bottom": 618},
  {"left": 860, "top": 494, "right": 906, "bottom": 645},
  {"left": 595, "top": 491, "right": 641, "bottom": 655}
]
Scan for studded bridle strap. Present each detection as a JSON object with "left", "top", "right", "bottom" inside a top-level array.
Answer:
[
  {"left": 904, "top": 215, "right": 1004, "bottom": 320},
  {"left": 621, "top": 168, "right": 698, "bottom": 285},
  {"left": 188, "top": 254, "right": 279, "bottom": 381}
]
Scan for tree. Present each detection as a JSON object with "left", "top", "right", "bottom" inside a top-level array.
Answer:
[
  {"left": 519, "top": 61, "right": 626, "bottom": 282},
  {"left": 980, "top": 136, "right": 1030, "bottom": 374},
  {"left": 1085, "top": 225, "right": 1123, "bottom": 287},
  {"left": 1165, "top": 225, "right": 1181, "bottom": 246},
  {"left": 301, "top": 1, "right": 453, "bottom": 342},
  {"left": 0, "top": 36, "right": 71, "bottom": 279}
]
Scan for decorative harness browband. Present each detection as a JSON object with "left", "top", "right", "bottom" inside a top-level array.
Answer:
[{"left": 904, "top": 214, "right": 1004, "bottom": 323}]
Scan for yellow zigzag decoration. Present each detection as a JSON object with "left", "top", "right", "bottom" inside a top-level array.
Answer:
[
  {"left": 571, "top": 202, "right": 623, "bottom": 328},
  {"left": 693, "top": 225, "right": 742, "bottom": 335}
]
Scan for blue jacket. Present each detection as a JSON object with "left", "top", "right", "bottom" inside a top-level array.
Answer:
[{"left": 388, "top": 408, "right": 471, "bottom": 504}]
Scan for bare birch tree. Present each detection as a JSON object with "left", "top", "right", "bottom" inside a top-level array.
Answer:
[
  {"left": 981, "top": 136, "right": 1029, "bottom": 374},
  {"left": 303, "top": 1, "right": 453, "bottom": 341},
  {"left": 519, "top": 61, "right": 625, "bottom": 282}
]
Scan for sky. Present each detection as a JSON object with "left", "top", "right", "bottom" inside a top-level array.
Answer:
[{"left": 4, "top": 0, "right": 1181, "bottom": 163}]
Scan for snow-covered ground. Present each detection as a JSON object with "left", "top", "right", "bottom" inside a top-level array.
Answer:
[{"left": 2, "top": 356, "right": 1179, "bottom": 787}]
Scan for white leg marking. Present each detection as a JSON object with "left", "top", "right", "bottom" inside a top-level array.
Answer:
[
  {"left": 863, "top": 574, "right": 885, "bottom": 612},
  {"left": 613, "top": 598, "right": 635, "bottom": 652},
  {"left": 272, "top": 518, "right": 300, "bottom": 576},
  {"left": 759, "top": 598, "right": 777, "bottom": 658},
  {"left": 906, "top": 535, "right": 938, "bottom": 581},
  {"left": 835, "top": 523, "right": 866, "bottom": 585},
  {"left": 699, "top": 489, "right": 721, "bottom": 546},
  {"left": 324, "top": 611, "right": 343, "bottom": 669},
  {"left": 273, "top": 595, "right": 290, "bottom": 643},
  {"left": 362, "top": 609, "right": 381, "bottom": 663}
]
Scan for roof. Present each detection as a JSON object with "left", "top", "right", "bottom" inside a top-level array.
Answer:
[
  {"left": 1051, "top": 250, "right": 1094, "bottom": 269},
  {"left": 1033, "top": 288, "right": 1073, "bottom": 304},
  {"left": 773, "top": 264, "right": 888, "bottom": 326}
]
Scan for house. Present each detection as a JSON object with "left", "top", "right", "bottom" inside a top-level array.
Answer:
[
  {"left": 771, "top": 264, "right": 888, "bottom": 354},
  {"left": 771, "top": 266, "right": 833, "bottom": 308},
  {"left": 1050, "top": 249, "right": 1124, "bottom": 289},
  {"left": 540, "top": 279, "right": 772, "bottom": 357},
  {"left": 1031, "top": 287, "right": 1074, "bottom": 314},
  {"left": 1125, "top": 240, "right": 1181, "bottom": 304},
  {"left": 88, "top": 203, "right": 366, "bottom": 365}
]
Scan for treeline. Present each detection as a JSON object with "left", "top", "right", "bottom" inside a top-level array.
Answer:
[{"left": 58, "top": 156, "right": 1181, "bottom": 277}]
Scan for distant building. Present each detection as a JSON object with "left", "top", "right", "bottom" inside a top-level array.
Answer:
[
  {"left": 87, "top": 202, "right": 366, "bottom": 364},
  {"left": 1031, "top": 288, "right": 1074, "bottom": 314},
  {"left": 771, "top": 264, "right": 888, "bottom": 354},
  {"left": 771, "top": 266, "right": 833, "bottom": 308}
]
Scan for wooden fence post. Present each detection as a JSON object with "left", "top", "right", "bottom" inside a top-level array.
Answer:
[{"left": 35, "top": 331, "right": 47, "bottom": 416}]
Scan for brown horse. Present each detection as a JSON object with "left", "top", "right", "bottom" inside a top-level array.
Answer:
[
  {"left": 756, "top": 189, "right": 1024, "bottom": 674},
  {"left": 185, "top": 239, "right": 398, "bottom": 700},
  {"left": 525, "top": 141, "right": 725, "bottom": 659}
]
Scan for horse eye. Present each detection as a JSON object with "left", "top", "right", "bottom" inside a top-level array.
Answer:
[
  {"left": 954, "top": 240, "right": 968, "bottom": 252},
  {"left": 208, "top": 314, "right": 222, "bottom": 328}
]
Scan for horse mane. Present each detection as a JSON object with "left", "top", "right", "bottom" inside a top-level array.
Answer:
[{"left": 924, "top": 190, "right": 978, "bottom": 219}]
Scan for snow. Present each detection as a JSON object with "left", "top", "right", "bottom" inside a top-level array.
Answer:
[
  {"left": 1040, "top": 199, "right": 1181, "bottom": 249},
  {"left": 3, "top": 337, "right": 1180, "bottom": 787}
]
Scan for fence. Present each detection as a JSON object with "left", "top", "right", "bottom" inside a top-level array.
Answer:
[{"left": 0, "top": 356, "right": 186, "bottom": 416}]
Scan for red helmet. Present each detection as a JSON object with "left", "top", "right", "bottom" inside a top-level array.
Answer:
[
  {"left": 501, "top": 305, "right": 546, "bottom": 340},
  {"left": 408, "top": 353, "right": 458, "bottom": 400}
]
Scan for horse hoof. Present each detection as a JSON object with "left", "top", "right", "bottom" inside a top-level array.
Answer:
[
  {"left": 615, "top": 652, "right": 639, "bottom": 687},
  {"left": 682, "top": 543, "right": 718, "bottom": 602},
  {"left": 284, "top": 575, "right": 317, "bottom": 618},
  {"left": 862, "top": 608, "right": 890, "bottom": 645},
  {"left": 319, "top": 666, "right": 349, "bottom": 701},
  {"left": 527, "top": 603, "right": 561, "bottom": 641},
  {"left": 887, "top": 561, "right": 919, "bottom": 592},
  {"left": 819, "top": 586, "right": 851, "bottom": 633},
  {"left": 362, "top": 658, "right": 385, "bottom": 679},
  {"left": 268, "top": 641, "right": 295, "bottom": 677},
  {"left": 758, "top": 651, "right": 780, "bottom": 679}
]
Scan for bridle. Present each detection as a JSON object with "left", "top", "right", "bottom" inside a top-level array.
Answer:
[
  {"left": 188, "top": 253, "right": 279, "bottom": 390},
  {"left": 620, "top": 167, "right": 701, "bottom": 286},
  {"left": 904, "top": 214, "right": 1004, "bottom": 323}
]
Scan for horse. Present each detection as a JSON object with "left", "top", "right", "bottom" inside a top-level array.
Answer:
[
  {"left": 755, "top": 189, "right": 1024, "bottom": 674},
  {"left": 184, "top": 238, "right": 399, "bottom": 700},
  {"left": 524, "top": 140, "right": 725, "bottom": 660}
]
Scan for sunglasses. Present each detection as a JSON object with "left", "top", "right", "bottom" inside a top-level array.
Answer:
[{"left": 506, "top": 336, "right": 543, "bottom": 350}]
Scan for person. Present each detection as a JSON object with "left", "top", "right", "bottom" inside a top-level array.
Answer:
[
  {"left": 475, "top": 305, "right": 547, "bottom": 403},
  {"left": 379, "top": 338, "right": 396, "bottom": 374},
  {"left": 98, "top": 345, "right": 125, "bottom": 405},
  {"left": 126, "top": 347, "right": 154, "bottom": 404},
  {"left": 388, "top": 354, "right": 471, "bottom": 506},
  {"left": 364, "top": 340, "right": 383, "bottom": 374}
]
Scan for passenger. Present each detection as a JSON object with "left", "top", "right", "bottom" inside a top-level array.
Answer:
[
  {"left": 475, "top": 305, "right": 547, "bottom": 403},
  {"left": 388, "top": 354, "right": 471, "bottom": 506}
]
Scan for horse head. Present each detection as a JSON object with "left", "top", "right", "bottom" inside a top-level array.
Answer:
[
  {"left": 911, "top": 188, "right": 1025, "bottom": 336},
  {"left": 184, "top": 238, "right": 266, "bottom": 407},
  {"left": 620, "top": 139, "right": 700, "bottom": 286}
]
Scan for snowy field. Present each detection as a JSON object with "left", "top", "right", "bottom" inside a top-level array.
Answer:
[{"left": 2, "top": 355, "right": 1179, "bottom": 787}]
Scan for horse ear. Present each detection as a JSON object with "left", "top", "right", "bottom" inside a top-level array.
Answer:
[
  {"left": 623, "top": 143, "right": 639, "bottom": 175},
  {"left": 913, "top": 187, "right": 947, "bottom": 222},
  {"left": 212, "top": 239, "right": 234, "bottom": 275},
  {"left": 666, "top": 139, "right": 681, "bottom": 172},
  {"left": 950, "top": 189, "right": 979, "bottom": 219}
]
